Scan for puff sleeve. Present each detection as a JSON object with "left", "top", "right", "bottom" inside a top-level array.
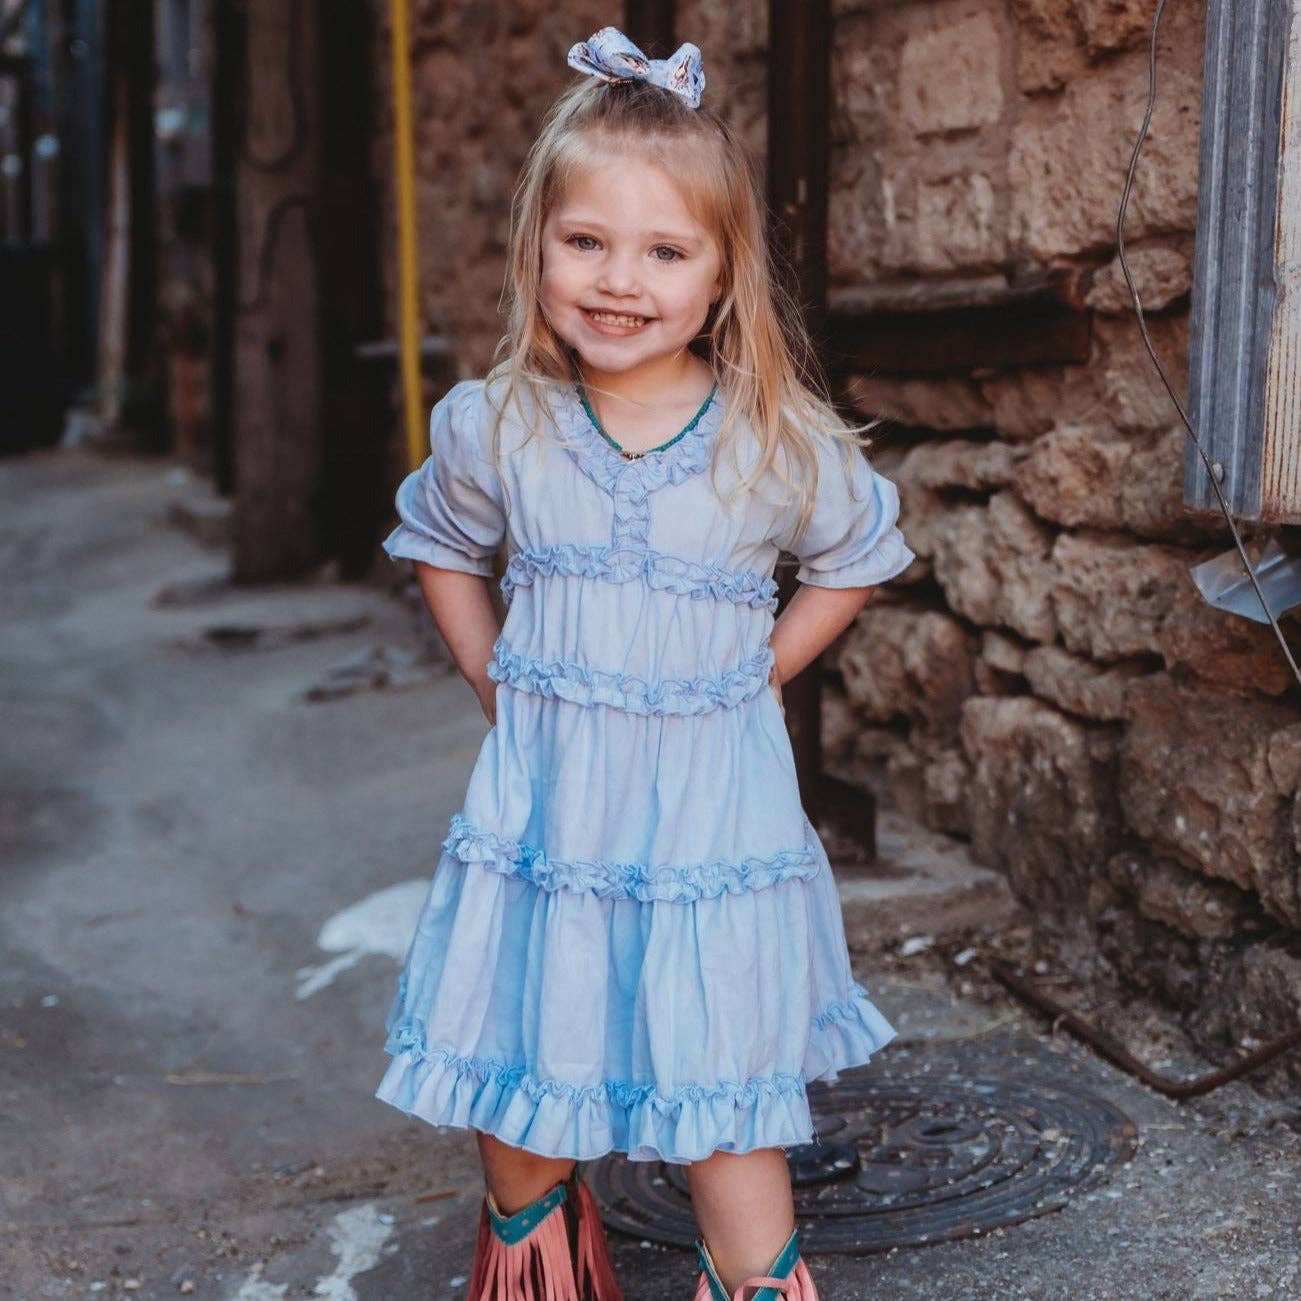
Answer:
[
  {"left": 779, "top": 436, "right": 916, "bottom": 589},
  {"left": 382, "top": 380, "right": 507, "bottom": 577}
]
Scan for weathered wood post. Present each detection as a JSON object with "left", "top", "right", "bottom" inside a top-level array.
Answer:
[
  {"left": 230, "top": 0, "right": 323, "bottom": 582},
  {"left": 1186, "top": 0, "right": 1301, "bottom": 522}
]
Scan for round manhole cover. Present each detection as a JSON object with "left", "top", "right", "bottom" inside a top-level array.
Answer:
[{"left": 586, "top": 1057, "right": 1138, "bottom": 1253}]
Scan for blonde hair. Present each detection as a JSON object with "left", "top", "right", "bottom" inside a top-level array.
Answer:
[{"left": 484, "top": 74, "right": 881, "bottom": 544}]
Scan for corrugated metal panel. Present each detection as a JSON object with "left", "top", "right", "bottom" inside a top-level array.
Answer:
[
  {"left": 1262, "top": 10, "right": 1301, "bottom": 514},
  {"left": 1185, "top": 0, "right": 1293, "bottom": 521}
]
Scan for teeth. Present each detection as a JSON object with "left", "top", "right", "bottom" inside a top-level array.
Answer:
[{"left": 589, "top": 311, "right": 646, "bottom": 327}]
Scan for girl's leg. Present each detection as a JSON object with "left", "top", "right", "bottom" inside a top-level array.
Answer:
[
  {"left": 475, "top": 1129, "right": 576, "bottom": 1213},
  {"left": 468, "top": 1131, "right": 624, "bottom": 1298},
  {"left": 685, "top": 1147, "right": 796, "bottom": 1295}
]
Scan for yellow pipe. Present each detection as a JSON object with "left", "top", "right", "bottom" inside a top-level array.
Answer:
[{"left": 390, "top": 0, "right": 424, "bottom": 471}]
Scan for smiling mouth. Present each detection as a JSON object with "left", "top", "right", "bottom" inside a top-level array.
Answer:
[{"left": 583, "top": 308, "right": 653, "bottom": 328}]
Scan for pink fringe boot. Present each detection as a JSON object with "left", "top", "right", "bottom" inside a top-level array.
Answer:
[
  {"left": 693, "top": 1228, "right": 820, "bottom": 1301},
  {"left": 467, "top": 1166, "right": 623, "bottom": 1300}
]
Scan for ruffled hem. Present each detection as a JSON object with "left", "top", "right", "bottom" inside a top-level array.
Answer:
[
  {"left": 382, "top": 523, "right": 495, "bottom": 577},
  {"left": 501, "top": 543, "right": 779, "bottom": 611},
  {"left": 795, "top": 526, "right": 916, "bottom": 589},
  {"left": 487, "top": 636, "right": 775, "bottom": 716},
  {"left": 444, "top": 812, "right": 823, "bottom": 902},
  {"left": 375, "top": 986, "right": 895, "bottom": 1164},
  {"left": 804, "top": 981, "right": 899, "bottom": 1082}
]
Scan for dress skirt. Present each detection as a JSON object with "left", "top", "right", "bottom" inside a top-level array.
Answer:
[{"left": 374, "top": 683, "right": 899, "bottom": 1165}]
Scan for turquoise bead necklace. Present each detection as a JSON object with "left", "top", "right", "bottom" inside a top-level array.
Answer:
[{"left": 575, "top": 380, "right": 718, "bottom": 460}]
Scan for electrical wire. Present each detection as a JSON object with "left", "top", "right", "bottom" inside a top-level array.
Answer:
[{"left": 1116, "top": 0, "right": 1299, "bottom": 687}]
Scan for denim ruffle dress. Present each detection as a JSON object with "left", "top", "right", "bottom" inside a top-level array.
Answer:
[{"left": 375, "top": 374, "right": 917, "bottom": 1164}]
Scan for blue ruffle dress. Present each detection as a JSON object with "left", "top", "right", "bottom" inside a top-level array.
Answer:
[{"left": 375, "top": 374, "right": 917, "bottom": 1164}]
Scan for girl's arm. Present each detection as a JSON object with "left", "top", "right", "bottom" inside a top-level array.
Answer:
[
  {"left": 413, "top": 562, "right": 503, "bottom": 724},
  {"left": 767, "top": 583, "right": 876, "bottom": 713}
]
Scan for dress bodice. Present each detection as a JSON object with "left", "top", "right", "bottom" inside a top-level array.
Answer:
[{"left": 384, "top": 377, "right": 914, "bottom": 721}]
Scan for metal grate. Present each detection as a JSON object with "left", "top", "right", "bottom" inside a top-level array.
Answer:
[{"left": 586, "top": 1042, "right": 1138, "bottom": 1254}]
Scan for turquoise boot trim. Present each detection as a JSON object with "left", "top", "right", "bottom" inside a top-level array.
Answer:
[
  {"left": 485, "top": 1178, "right": 569, "bottom": 1245},
  {"left": 695, "top": 1227, "right": 802, "bottom": 1301},
  {"left": 765, "top": 1228, "right": 802, "bottom": 1283},
  {"left": 694, "top": 1238, "right": 729, "bottom": 1301}
]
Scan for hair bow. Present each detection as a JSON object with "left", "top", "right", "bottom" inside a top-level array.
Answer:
[{"left": 566, "top": 26, "right": 705, "bottom": 110}]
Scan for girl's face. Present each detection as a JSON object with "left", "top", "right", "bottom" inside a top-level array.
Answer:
[{"left": 539, "top": 154, "right": 724, "bottom": 387}]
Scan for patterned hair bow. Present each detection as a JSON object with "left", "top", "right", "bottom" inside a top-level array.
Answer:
[{"left": 566, "top": 26, "right": 706, "bottom": 110}]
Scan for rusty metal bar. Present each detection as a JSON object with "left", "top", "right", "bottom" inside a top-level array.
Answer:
[
  {"left": 829, "top": 266, "right": 1088, "bottom": 316},
  {"left": 991, "top": 958, "right": 1301, "bottom": 1099},
  {"left": 768, "top": 0, "right": 832, "bottom": 807},
  {"left": 826, "top": 267, "right": 1093, "bottom": 377},
  {"left": 622, "top": 0, "right": 674, "bottom": 57}
]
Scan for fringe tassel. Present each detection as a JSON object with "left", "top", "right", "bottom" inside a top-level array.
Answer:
[
  {"left": 467, "top": 1171, "right": 624, "bottom": 1301},
  {"left": 694, "top": 1236, "right": 821, "bottom": 1301},
  {"left": 571, "top": 1175, "right": 624, "bottom": 1299},
  {"left": 782, "top": 1257, "right": 820, "bottom": 1300}
]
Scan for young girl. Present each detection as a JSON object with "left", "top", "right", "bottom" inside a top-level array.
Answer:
[{"left": 376, "top": 26, "right": 915, "bottom": 1301}]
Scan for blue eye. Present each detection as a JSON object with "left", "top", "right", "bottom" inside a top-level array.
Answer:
[{"left": 565, "top": 235, "right": 683, "bottom": 262}]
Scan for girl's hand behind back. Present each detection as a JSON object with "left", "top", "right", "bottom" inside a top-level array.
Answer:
[
  {"left": 411, "top": 563, "right": 503, "bottom": 727},
  {"left": 768, "top": 663, "right": 785, "bottom": 718},
  {"left": 478, "top": 679, "right": 499, "bottom": 726}
]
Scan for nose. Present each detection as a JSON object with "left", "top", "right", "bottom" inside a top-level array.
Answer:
[{"left": 595, "top": 247, "right": 641, "bottom": 297}]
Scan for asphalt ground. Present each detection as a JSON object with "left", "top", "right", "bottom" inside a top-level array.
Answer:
[{"left": 2, "top": 447, "right": 1297, "bottom": 1299}]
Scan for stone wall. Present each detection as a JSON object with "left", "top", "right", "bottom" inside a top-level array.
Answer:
[
  {"left": 820, "top": 0, "right": 1301, "bottom": 1083},
  {"left": 380, "top": 1, "right": 1301, "bottom": 1080}
]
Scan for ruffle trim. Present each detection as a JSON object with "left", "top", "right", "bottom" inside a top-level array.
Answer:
[
  {"left": 612, "top": 476, "right": 652, "bottom": 546},
  {"left": 546, "top": 382, "right": 722, "bottom": 520},
  {"left": 386, "top": 1027, "right": 807, "bottom": 1110},
  {"left": 487, "top": 637, "right": 775, "bottom": 716},
  {"left": 381, "top": 523, "right": 496, "bottom": 578},
  {"left": 813, "top": 986, "right": 878, "bottom": 1032},
  {"left": 376, "top": 982, "right": 895, "bottom": 1163},
  {"left": 796, "top": 526, "right": 917, "bottom": 590},
  {"left": 443, "top": 812, "right": 823, "bottom": 901},
  {"left": 500, "top": 543, "right": 779, "bottom": 611}
]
